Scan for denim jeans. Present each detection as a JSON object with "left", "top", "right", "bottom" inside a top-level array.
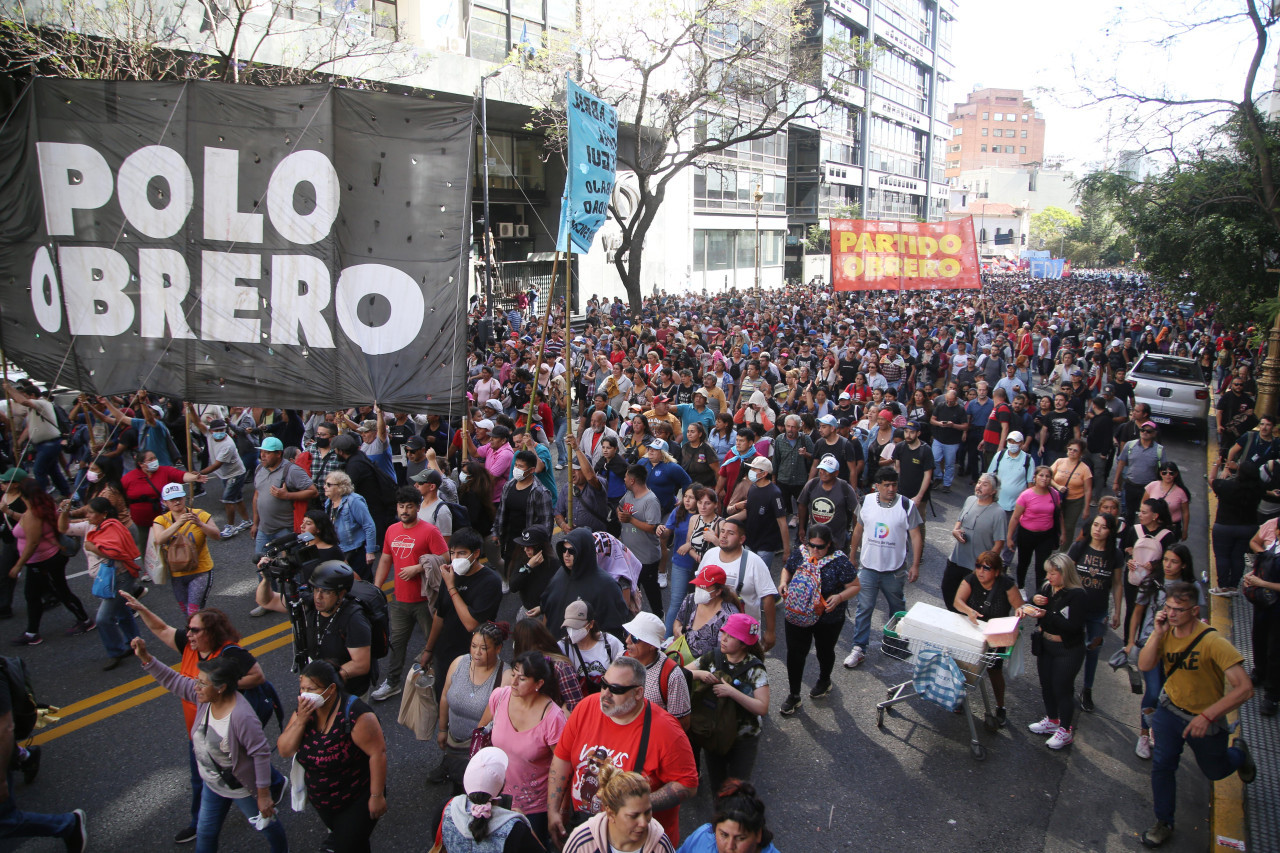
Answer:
[
  {"left": 195, "top": 784, "right": 288, "bottom": 853},
  {"left": 0, "top": 772, "right": 76, "bottom": 842},
  {"left": 851, "top": 568, "right": 907, "bottom": 649},
  {"left": 1150, "top": 704, "right": 1245, "bottom": 825},
  {"left": 931, "top": 440, "right": 959, "bottom": 487},
  {"left": 254, "top": 526, "right": 293, "bottom": 558},
  {"left": 663, "top": 559, "right": 698, "bottom": 636},
  {"left": 96, "top": 588, "right": 140, "bottom": 657},
  {"left": 32, "top": 438, "right": 70, "bottom": 496},
  {"left": 755, "top": 551, "right": 776, "bottom": 574},
  {"left": 1082, "top": 614, "right": 1106, "bottom": 690},
  {"left": 554, "top": 417, "right": 568, "bottom": 467}
]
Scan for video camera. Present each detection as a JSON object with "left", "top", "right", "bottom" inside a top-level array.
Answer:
[{"left": 257, "top": 530, "right": 319, "bottom": 585}]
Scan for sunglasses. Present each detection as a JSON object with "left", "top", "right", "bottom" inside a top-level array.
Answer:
[
  {"left": 598, "top": 678, "right": 640, "bottom": 695},
  {"left": 808, "top": 541, "right": 828, "bottom": 550},
  {"left": 187, "top": 626, "right": 205, "bottom": 634},
  {"left": 975, "top": 563, "right": 997, "bottom": 571},
  {"left": 1160, "top": 469, "right": 1176, "bottom": 475}
]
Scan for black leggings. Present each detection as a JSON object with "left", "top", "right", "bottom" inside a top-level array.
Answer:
[
  {"left": 1037, "top": 638, "right": 1085, "bottom": 729},
  {"left": 639, "top": 561, "right": 662, "bottom": 616},
  {"left": 1015, "top": 526, "right": 1057, "bottom": 592},
  {"left": 24, "top": 553, "right": 88, "bottom": 634},
  {"left": 940, "top": 560, "right": 971, "bottom": 613},
  {"left": 784, "top": 619, "right": 843, "bottom": 696},
  {"left": 314, "top": 796, "right": 380, "bottom": 853}
]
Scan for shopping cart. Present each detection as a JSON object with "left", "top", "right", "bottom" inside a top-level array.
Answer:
[{"left": 876, "top": 611, "right": 1020, "bottom": 761}]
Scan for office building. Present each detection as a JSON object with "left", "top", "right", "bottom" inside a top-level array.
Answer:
[{"left": 944, "top": 87, "right": 1045, "bottom": 177}]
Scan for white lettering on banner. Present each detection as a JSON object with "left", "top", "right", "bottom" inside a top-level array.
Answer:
[
  {"left": 117, "top": 146, "right": 194, "bottom": 239},
  {"left": 138, "top": 248, "right": 195, "bottom": 339},
  {"left": 28, "top": 141, "right": 431, "bottom": 353},
  {"left": 36, "top": 143, "right": 114, "bottom": 236},
  {"left": 59, "top": 246, "right": 134, "bottom": 336}
]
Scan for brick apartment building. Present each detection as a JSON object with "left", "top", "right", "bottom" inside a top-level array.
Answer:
[{"left": 944, "top": 87, "right": 1045, "bottom": 178}]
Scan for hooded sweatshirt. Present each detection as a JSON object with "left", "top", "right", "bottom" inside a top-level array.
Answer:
[
  {"left": 540, "top": 527, "right": 630, "bottom": 639},
  {"left": 561, "top": 812, "right": 673, "bottom": 853}
]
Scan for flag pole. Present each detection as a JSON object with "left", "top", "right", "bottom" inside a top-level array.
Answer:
[
  {"left": 565, "top": 249, "right": 575, "bottom": 530},
  {"left": 524, "top": 253, "right": 561, "bottom": 436}
]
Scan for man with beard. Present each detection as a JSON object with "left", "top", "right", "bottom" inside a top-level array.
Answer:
[{"left": 547, "top": 657, "right": 698, "bottom": 846}]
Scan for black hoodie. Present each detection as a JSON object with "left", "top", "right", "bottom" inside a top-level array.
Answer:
[{"left": 540, "top": 527, "right": 630, "bottom": 639}]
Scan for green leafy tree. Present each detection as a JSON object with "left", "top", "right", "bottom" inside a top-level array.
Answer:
[{"left": 1030, "top": 206, "right": 1080, "bottom": 254}]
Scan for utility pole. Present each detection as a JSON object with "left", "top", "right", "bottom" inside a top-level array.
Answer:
[{"left": 753, "top": 183, "right": 764, "bottom": 312}]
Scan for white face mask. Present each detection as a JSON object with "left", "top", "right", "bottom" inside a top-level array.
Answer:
[
  {"left": 451, "top": 556, "right": 473, "bottom": 575},
  {"left": 144, "top": 461, "right": 160, "bottom": 473},
  {"left": 299, "top": 691, "right": 325, "bottom": 710},
  {"left": 459, "top": 472, "right": 471, "bottom": 484},
  {"left": 85, "top": 470, "right": 101, "bottom": 483},
  {"left": 512, "top": 466, "right": 527, "bottom": 481},
  {"left": 693, "top": 588, "right": 713, "bottom": 605},
  {"left": 566, "top": 626, "right": 588, "bottom": 645},
  {"left": 748, "top": 470, "right": 760, "bottom": 483}
]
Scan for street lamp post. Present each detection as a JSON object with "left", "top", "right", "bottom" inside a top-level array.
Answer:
[
  {"left": 753, "top": 183, "right": 763, "bottom": 312},
  {"left": 479, "top": 68, "right": 504, "bottom": 323}
]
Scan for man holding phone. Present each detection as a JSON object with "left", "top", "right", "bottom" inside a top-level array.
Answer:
[{"left": 1136, "top": 582, "right": 1255, "bottom": 847}]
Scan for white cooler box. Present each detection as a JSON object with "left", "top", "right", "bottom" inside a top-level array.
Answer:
[{"left": 896, "top": 602, "right": 988, "bottom": 658}]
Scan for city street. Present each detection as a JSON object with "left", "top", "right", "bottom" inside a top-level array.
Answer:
[{"left": 5, "top": 429, "right": 1212, "bottom": 853}]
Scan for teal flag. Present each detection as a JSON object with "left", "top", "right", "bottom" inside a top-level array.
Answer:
[{"left": 556, "top": 78, "right": 618, "bottom": 253}]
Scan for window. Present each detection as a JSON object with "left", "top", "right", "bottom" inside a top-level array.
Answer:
[
  {"left": 1020, "top": 129, "right": 1027, "bottom": 138},
  {"left": 470, "top": 7, "right": 509, "bottom": 62},
  {"left": 982, "top": 112, "right": 988, "bottom": 120},
  {"left": 953, "top": 126, "right": 962, "bottom": 134},
  {"left": 1022, "top": 113, "right": 1030, "bottom": 122},
  {"left": 981, "top": 127, "right": 988, "bottom": 136},
  {"left": 980, "top": 144, "right": 987, "bottom": 152},
  {"left": 1020, "top": 146, "right": 1027, "bottom": 154},
  {"left": 993, "top": 129, "right": 1002, "bottom": 137},
  {"left": 994, "top": 112, "right": 1003, "bottom": 121},
  {"left": 1007, "top": 114, "right": 1016, "bottom": 121}
]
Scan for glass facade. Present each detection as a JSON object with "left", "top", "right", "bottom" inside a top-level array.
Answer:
[{"left": 693, "top": 230, "right": 786, "bottom": 272}]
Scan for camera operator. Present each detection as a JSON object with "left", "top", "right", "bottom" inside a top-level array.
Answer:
[{"left": 254, "top": 560, "right": 374, "bottom": 696}]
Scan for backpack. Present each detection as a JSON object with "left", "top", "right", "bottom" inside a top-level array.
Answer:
[
  {"left": 1244, "top": 539, "right": 1280, "bottom": 608},
  {"left": 345, "top": 579, "right": 391, "bottom": 659},
  {"left": 0, "top": 656, "right": 39, "bottom": 740},
  {"left": 783, "top": 555, "right": 827, "bottom": 628},
  {"left": 430, "top": 500, "right": 472, "bottom": 533},
  {"left": 993, "top": 448, "right": 1032, "bottom": 475},
  {"left": 1122, "top": 439, "right": 1164, "bottom": 467},
  {"left": 656, "top": 655, "right": 689, "bottom": 706},
  {"left": 687, "top": 650, "right": 765, "bottom": 755},
  {"left": 159, "top": 515, "right": 199, "bottom": 575}
]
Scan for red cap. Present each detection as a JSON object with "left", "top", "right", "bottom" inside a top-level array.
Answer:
[{"left": 692, "top": 565, "right": 727, "bottom": 587}]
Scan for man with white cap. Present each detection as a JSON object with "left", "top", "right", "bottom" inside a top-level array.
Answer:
[
  {"left": 727, "top": 458, "right": 789, "bottom": 570},
  {"left": 809, "top": 413, "right": 863, "bottom": 488},
  {"left": 621, "top": 611, "right": 690, "bottom": 724},
  {"left": 441, "top": 747, "right": 538, "bottom": 850},
  {"left": 797, "top": 454, "right": 857, "bottom": 550},
  {"left": 988, "top": 430, "right": 1035, "bottom": 511}
]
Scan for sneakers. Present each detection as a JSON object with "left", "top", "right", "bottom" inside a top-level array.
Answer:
[
  {"left": 249, "top": 605, "right": 269, "bottom": 618},
  {"left": 1046, "top": 726, "right": 1074, "bottom": 749},
  {"left": 65, "top": 619, "right": 96, "bottom": 636},
  {"left": 1027, "top": 716, "right": 1060, "bottom": 735},
  {"left": 939, "top": 485, "right": 951, "bottom": 494},
  {"left": 103, "top": 652, "right": 131, "bottom": 671},
  {"left": 994, "top": 706, "right": 1007, "bottom": 728},
  {"left": 501, "top": 580, "right": 510, "bottom": 594},
  {"left": 1079, "top": 688, "right": 1094, "bottom": 713},
  {"left": 220, "top": 524, "right": 238, "bottom": 538},
  {"left": 555, "top": 463, "right": 566, "bottom": 471},
  {"left": 657, "top": 573, "right": 668, "bottom": 589},
  {"left": 174, "top": 825, "right": 197, "bottom": 844},
  {"left": 1141, "top": 820, "right": 1174, "bottom": 848},
  {"left": 1261, "top": 695, "right": 1279, "bottom": 717},
  {"left": 1209, "top": 587, "right": 1238, "bottom": 597},
  {"left": 20, "top": 745, "right": 41, "bottom": 784},
  {"left": 65, "top": 808, "right": 87, "bottom": 853},
  {"left": 234, "top": 520, "right": 253, "bottom": 533},
  {"left": 1235, "top": 737, "right": 1256, "bottom": 784},
  {"left": 842, "top": 646, "right": 866, "bottom": 669},
  {"left": 11, "top": 633, "right": 42, "bottom": 646},
  {"left": 809, "top": 678, "right": 833, "bottom": 699},
  {"left": 1135, "top": 732, "right": 1152, "bottom": 760},
  {"left": 371, "top": 680, "right": 402, "bottom": 702},
  {"left": 780, "top": 694, "right": 802, "bottom": 716}
]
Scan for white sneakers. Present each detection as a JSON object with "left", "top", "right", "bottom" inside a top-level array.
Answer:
[
  {"left": 1046, "top": 727, "right": 1074, "bottom": 750},
  {"left": 1135, "top": 733, "right": 1152, "bottom": 759},
  {"left": 1028, "top": 716, "right": 1060, "bottom": 735},
  {"left": 657, "top": 573, "right": 668, "bottom": 589},
  {"left": 371, "top": 680, "right": 401, "bottom": 702},
  {"left": 843, "top": 647, "right": 866, "bottom": 669}
]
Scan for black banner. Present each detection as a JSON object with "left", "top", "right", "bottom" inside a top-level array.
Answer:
[{"left": 0, "top": 79, "right": 473, "bottom": 411}]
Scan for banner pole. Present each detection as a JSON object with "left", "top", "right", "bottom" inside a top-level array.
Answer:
[
  {"left": 524, "top": 252, "right": 561, "bottom": 436},
  {"left": 185, "top": 404, "right": 195, "bottom": 499},
  {"left": 565, "top": 249, "right": 575, "bottom": 531}
]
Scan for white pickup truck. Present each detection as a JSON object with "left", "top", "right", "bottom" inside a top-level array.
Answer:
[{"left": 1128, "top": 352, "right": 1209, "bottom": 430}]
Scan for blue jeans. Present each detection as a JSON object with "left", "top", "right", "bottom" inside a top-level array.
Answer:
[
  {"left": 96, "top": 589, "right": 139, "bottom": 657},
  {"left": 0, "top": 772, "right": 76, "bottom": 842},
  {"left": 1150, "top": 704, "right": 1244, "bottom": 825},
  {"left": 755, "top": 551, "right": 776, "bottom": 573},
  {"left": 931, "top": 440, "right": 959, "bottom": 487},
  {"left": 851, "top": 568, "right": 907, "bottom": 649},
  {"left": 32, "top": 439, "right": 70, "bottom": 496},
  {"left": 1138, "top": 643, "right": 1165, "bottom": 731},
  {"left": 195, "top": 784, "right": 288, "bottom": 853},
  {"left": 254, "top": 526, "right": 293, "bottom": 558},
  {"left": 1082, "top": 614, "right": 1106, "bottom": 690},
  {"left": 663, "top": 559, "right": 697, "bottom": 636},
  {"left": 554, "top": 418, "right": 568, "bottom": 467}
]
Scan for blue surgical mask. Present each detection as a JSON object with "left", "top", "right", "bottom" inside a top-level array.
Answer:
[
  {"left": 748, "top": 470, "right": 760, "bottom": 483},
  {"left": 212, "top": 432, "right": 227, "bottom": 441}
]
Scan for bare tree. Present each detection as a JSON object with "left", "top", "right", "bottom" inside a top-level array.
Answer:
[
  {"left": 0, "top": 0, "right": 427, "bottom": 85},
  {"left": 512, "top": 0, "right": 872, "bottom": 313}
]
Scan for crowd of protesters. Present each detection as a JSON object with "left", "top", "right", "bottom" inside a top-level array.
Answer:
[{"left": 0, "top": 267, "right": 1274, "bottom": 851}]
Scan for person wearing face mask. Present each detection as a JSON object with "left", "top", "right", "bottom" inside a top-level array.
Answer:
[
  {"left": 188, "top": 410, "right": 251, "bottom": 539},
  {"left": 417, "top": 528, "right": 504, "bottom": 700},
  {"left": 120, "top": 449, "right": 204, "bottom": 551},
  {"left": 492, "top": 450, "right": 554, "bottom": 590},
  {"left": 672, "top": 564, "right": 742, "bottom": 659},
  {"left": 558, "top": 599, "right": 628, "bottom": 695},
  {"left": 278, "top": 660, "right": 388, "bottom": 853}
]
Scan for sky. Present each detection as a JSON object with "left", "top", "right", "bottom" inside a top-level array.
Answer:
[{"left": 948, "top": 0, "right": 1271, "bottom": 174}]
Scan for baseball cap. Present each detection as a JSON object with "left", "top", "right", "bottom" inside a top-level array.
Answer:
[
  {"left": 817, "top": 454, "right": 840, "bottom": 473},
  {"left": 1110, "top": 340, "right": 1122, "bottom": 348},
  {"left": 260, "top": 437, "right": 284, "bottom": 452},
  {"left": 1102, "top": 385, "right": 1116, "bottom": 395},
  {"left": 484, "top": 399, "right": 502, "bottom": 411},
  {"left": 358, "top": 419, "right": 377, "bottom": 433},
  {"left": 818, "top": 414, "right": 839, "bottom": 427},
  {"left": 0, "top": 468, "right": 28, "bottom": 483},
  {"left": 691, "top": 565, "right": 727, "bottom": 587},
  {"left": 410, "top": 468, "right": 443, "bottom": 486},
  {"left": 654, "top": 394, "right": 670, "bottom": 403},
  {"left": 904, "top": 419, "right": 923, "bottom": 431},
  {"left": 405, "top": 436, "right": 426, "bottom": 450},
  {"left": 721, "top": 612, "right": 761, "bottom": 646},
  {"left": 474, "top": 418, "right": 495, "bottom": 431},
  {"left": 622, "top": 612, "right": 666, "bottom": 647},
  {"left": 208, "top": 418, "right": 227, "bottom": 430},
  {"left": 647, "top": 438, "right": 669, "bottom": 453},
  {"left": 748, "top": 457, "right": 773, "bottom": 475},
  {"left": 839, "top": 391, "right": 852, "bottom": 401},
  {"left": 463, "top": 747, "right": 509, "bottom": 799},
  {"left": 516, "top": 524, "right": 549, "bottom": 549},
  {"left": 562, "top": 599, "right": 591, "bottom": 630},
  {"left": 1007, "top": 431, "right": 1025, "bottom": 444},
  {"left": 161, "top": 483, "right": 186, "bottom": 501},
  {"left": 1140, "top": 421, "right": 1158, "bottom": 430}
]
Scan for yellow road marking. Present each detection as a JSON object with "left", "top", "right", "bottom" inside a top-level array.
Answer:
[{"left": 30, "top": 687, "right": 169, "bottom": 745}]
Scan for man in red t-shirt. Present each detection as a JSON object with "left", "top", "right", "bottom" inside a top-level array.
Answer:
[
  {"left": 548, "top": 658, "right": 697, "bottom": 847},
  {"left": 370, "top": 485, "right": 447, "bottom": 702}
]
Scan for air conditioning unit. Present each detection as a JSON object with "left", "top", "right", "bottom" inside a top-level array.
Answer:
[
  {"left": 514, "top": 224, "right": 530, "bottom": 238},
  {"left": 498, "top": 222, "right": 515, "bottom": 239}
]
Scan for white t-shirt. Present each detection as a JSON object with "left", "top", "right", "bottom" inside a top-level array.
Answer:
[
  {"left": 697, "top": 546, "right": 779, "bottom": 621},
  {"left": 207, "top": 434, "right": 245, "bottom": 480},
  {"left": 560, "top": 633, "right": 626, "bottom": 689}
]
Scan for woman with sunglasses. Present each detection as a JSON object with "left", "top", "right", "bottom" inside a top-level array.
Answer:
[
  {"left": 953, "top": 550, "right": 1022, "bottom": 726},
  {"left": 1143, "top": 462, "right": 1191, "bottom": 542},
  {"left": 1067, "top": 514, "right": 1124, "bottom": 712},
  {"left": 1125, "top": 544, "right": 1202, "bottom": 760},
  {"left": 777, "top": 523, "right": 859, "bottom": 717}
]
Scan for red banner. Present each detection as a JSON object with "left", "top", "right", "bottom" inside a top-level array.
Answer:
[{"left": 830, "top": 217, "right": 981, "bottom": 291}]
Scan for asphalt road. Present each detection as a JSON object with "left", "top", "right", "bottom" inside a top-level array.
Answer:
[{"left": 4, "top": 428, "right": 1215, "bottom": 853}]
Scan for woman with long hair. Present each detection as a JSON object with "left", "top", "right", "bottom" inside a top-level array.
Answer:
[
  {"left": 1022, "top": 552, "right": 1088, "bottom": 749},
  {"left": 1067, "top": 513, "right": 1123, "bottom": 712},
  {"left": 906, "top": 388, "right": 932, "bottom": 445},
  {"left": 68, "top": 454, "right": 130, "bottom": 532},
  {"left": 321, "top": 469, "right": 378, "bottom": 581},
  {"left": 708, "top": 413, "right": 735, "bottom": 460},
  {"left": 1050, "top": 439, "right": 1092, "bottom": 547},
  {"left": 511, "top": 618, "right": 584, "bottom": 712},
  {"left": 436, "top": 747, "right": 541, "bottom": 852},
  {"left": 623, "top": 414, "right": 653, "bottom": 464},
  {"left": 1007, "top": 465, "right": 1062, "bottom": 594},
  {"left": 1125, "top": 544, "right": 1202, "bottom": 760},
  {"left": 8, "top": 477, "right": 93, "bottom": 644},
  {"left": 1143, "top": 461, "right": 1191, "bottom": 541},
  {"left": 1210, "top": 460, "right": 1266, "bottom": 594},
  {"left": 659, "top": 486, "right": 702, "bottom": 635},
  {"left": 1121, "top": 497, "right": 1175, "bottom": 636},
  {"left": 680, "top": 423, "right": 719, "bottom": 489},
  {"left": 437, "top": 621, "right": 511, "bottom": 789}
]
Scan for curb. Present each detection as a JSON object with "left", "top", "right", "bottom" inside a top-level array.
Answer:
[{"left": 1206, "top": 433, "right": 1247, "bottom": 852}]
